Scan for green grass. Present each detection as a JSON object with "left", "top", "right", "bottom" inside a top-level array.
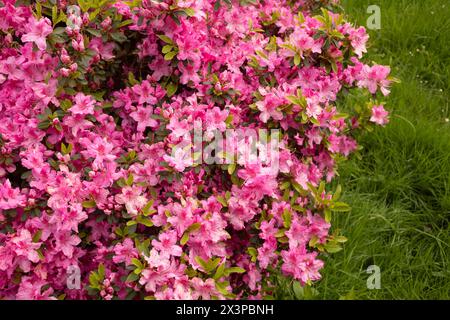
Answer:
[{"left": 309, "top": 0, "right": 450, "bottom": 299}]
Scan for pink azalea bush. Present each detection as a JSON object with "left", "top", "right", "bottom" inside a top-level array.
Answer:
[{"left": 0, "top": 0, "right": 394, "bottom": 300}]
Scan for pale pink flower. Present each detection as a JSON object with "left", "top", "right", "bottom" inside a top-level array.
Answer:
[
  {"left": 370, "top": 105, "right": 389, "bottom": 126},
  {"left": 115, "top": 186, "right": 147, "bottom": 216},
  {"left": 281, "top": 246, "right": 324, "bottom": 285},
  {"left": 152, "top": 231, "right": 183, "bottom": 257},
  {"left": 11, "top": 229, "right": 41, "bottom": 263},
  {"left": 113, "top": 238, "right": 138, "bottom": 264},
  {"left": 21, "top": 17, "right": 53, "bottom": 51},
  {"left": 191, "top": 278, "right": 217, "bottom": 300},
  {"left": 54, "top": 231, "right": 81, "bottom": 258}
]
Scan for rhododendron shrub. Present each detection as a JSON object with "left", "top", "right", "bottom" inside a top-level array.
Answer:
[{"left": 0, "top": 0, "right": 394, "bottom": 300}]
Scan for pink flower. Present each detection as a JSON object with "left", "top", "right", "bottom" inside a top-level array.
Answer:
[
  {"left": 370, "top": 105, "right": 389, "bottom": 126},
  {"left": 205, "top": 107, "right": 228, "bottom": 133},
  {"left": 0, "top": 179, "right": 26, "bottom": 210},
  {"left": 54, "top": 231, "right": 81, "bottom": 258},
  {"left": 256, "top": 89, "right": 284, "bottom": 123},
  {"left": 81, "top": 136, "right": 116, "bottom": 170},
  {"left": 163, "top": 145, "right": 194, "bottom": 172},
  {"left": 32, "top": 79, "right": 57, "bottom": 106},
  {"left": 152, "top": 231, "right": 183, "bottom": 257},
  {"left": 167, "top": 203, "right": 195, "bottom": 235},
  {"left": 48, "top": 204, "right": 88, "bottom": 233},
  {"left": 11, "top": 229, "right": 41, "bottom": 263},
  {"left": 285, "top": 218, "right": 310, "bottom": 248},
  {"left": 306, "top": 212, "right": 331, "bottom": 243},
  {"left": 358, "top": 65, "right": 391, "bottom": 96},
  {"left": 191, "top": 278, "right": 217, "bottom": 300},
  {"left": 113, "top": 238, "right": 138, "bottom": 264},
  {"left": 16, "top": 277, "right": 55, "bottom": 300},
  {"left": 178, "top": 62, "right": 201, "bottom": 85},
  {"left": 348, "top": 26, "right": 369, "bottom": 58},
  {"left": 130, "top": 106, "right": 158, "bottom": 131},
  {"left": 167, "top": 117, "right": 191, "bottom": 139},
  {"left": 257, "top": 238, "right": 278, "bottom": 269},
  {"left": 132, "top": 80, "right": 157, "bottom": 105},
  {"left": 70, "top": 93, "right": 96, "bottom": 115},
  {"left": 281, "top": 246, "right": 324, "bottom": 285},
  {"left": 259, "top": 219, "right": 277, "bottom": 240},
  {"left": 327, "top": 134, "right": 357, "bottom": 157},
  {"left": 63, "top": 114, "right": 94, "bottom": 136},
  {"left": 115, "top": 186, "right": 147, "bottom": 216},
  {"left": 21, "top": 17, "right": 53, "bottom": 51}
]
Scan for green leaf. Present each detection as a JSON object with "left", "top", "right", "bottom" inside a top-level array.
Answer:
[
  {"left": 227, "top": 163, "right": 236, "bottom": 175},
  {"left": 183, "top": 8, "right": 196, "bottom": 17},
  {"left": 131, "top": 258, "right": 144, "bottom": 270},
  {"left": 333, "top": 185, "right": 342, "bottom": 201},
  {"left": 60, "top": 99, "right": 73, "bottom": 111},
  {"left": 186, "top": 222, "right": 201, "bottom": 233},
  {"left": 82, "top": 200, "right": 96, "bottom": 208},
  {"left": 324, "top": 208, "right": 332, "bottom": 222},
  {"left": 52, "top": 5, "right": 58, "bottom": 23},
  {"left": 164, "top": 51, "right": 177, "bottom": 61},
  {"left": 207, "top": 258, "right": 222, "bottom": 272},
  {"left": 195, "top": 256, "right": 209, "bottom": 271},
  {"left": 293, "top": 281, "right": 304, "bottom": 299},
  {"left": 309, "top": 235, "right": 319, "bottom": 247},
  {"left": 294, "top": 53, "right": 301, "bottom": 66},
  {"left": 166, "top": 82, "right": 178, "bottom": 97},
  {"left": 214, "top": 0, "right": 221, "bottom": 11},
  {"left": 335, "top": 236, "right": 348, "bottom": 243},
  {"left": 32, "top": 230, "right": 42, "bottom": 243},
  {"left": 111, "top": 32, "right": 127, "bottom": 43},
  {"left": 324, "top": 243, "right": 343, "bottom": 253},
  {"left": 255, "top": 50, "right": 268, "bottom": 60},
  {"left": 35, "top": 2, "right": 42, "bottom": 19},
  {"left": 126, "top": 173, "right": 134, "bottom": 186},
  {"left": 331, "top": 60, "right": 338, "bottom": 74},
  {"left": 38, "top": 119, "right": 51, "bottom": 130},
  {"left": 286, "top": 95, "right": 306, "bottom": 107},
  {"left": 87, "top": 28, "right": 102, "bottom": 37},
  {"left": 331, "top": 202, "right": 351, "bottom": 212},
  {"left": 137, "top": 216, "right": 153, "bottom": 227},
  {"left": 213, "top": 263, "right": 226, "bottom": 280},
  {"left": 61, "top": 142, "right": 73, "bottom": 155},
  {"left": 247, "top": 247, "right": 257, "bottom": 256},
  {"left": 98, "top": 263, "right": 105, "bottom": 280},
  {"left": 142, "top": 199, "right": 155, "bottom": 216},
  {"left": 89, "top": 272, "right": 99, "bottom": 288},
  {"left": 125, "top": 272, "right": 140, "bottom": 283},
  {"left": 180, "top": 232, "right": 190, "bottom": 245},
  {"left": 89, "top": 8, "right": 101, "bottom": 21},
  {"left": 77, "top": 0, "right": 91, "bottom": 12},
  {"left": 275, "top": 229, "right": 286, "bottom": 238},
  {"left": 280, "top": 181, "right": 291, "bottom": 190},
  {"left": 224, "top": 267, "right": 246, "bottom": 276},
  {"left": 282, "top": 209, "right": 292, "bottom": 228},
  {"left": 162, "top": 45, "right": 173, "bottom": 54},
  {"left": 118, "top": 19, "right": 133, "bottom": 28},
  {"left": 216, "top": 196, "right": 228, "bottom": 207},
  {"left": 127, "top": 72, "right": 138, "bottom": 86},
  {"left": 157, "top": 34, "right": 173, "bottom": 44}
]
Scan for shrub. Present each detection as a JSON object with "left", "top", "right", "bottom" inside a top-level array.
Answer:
[{"left": 0, "top": 0, "right": 393, "bottom": 300}]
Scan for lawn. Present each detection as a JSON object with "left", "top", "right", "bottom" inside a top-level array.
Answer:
[{"left": 299, "top": 0, "right": 450, "bottom": 300}]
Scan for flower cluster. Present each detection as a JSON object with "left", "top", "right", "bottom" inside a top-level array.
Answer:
[{"left": 0, "top": 0, "right": 393, "bottom": 300}]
